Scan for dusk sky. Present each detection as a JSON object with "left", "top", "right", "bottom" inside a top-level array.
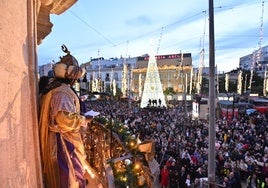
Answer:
[{"left": 37, "top": 0, "right": 268, "bottom": 72}]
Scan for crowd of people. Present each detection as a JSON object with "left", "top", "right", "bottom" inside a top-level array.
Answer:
[{"left": 83, "top": 98, "right": 268, "bottom": 188}]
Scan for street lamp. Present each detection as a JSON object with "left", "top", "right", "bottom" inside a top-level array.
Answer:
[
  {"left": 232, "top": 93, "right": 235, "bottom": 120},
  {"left": 232, "top": 94, "right": 240, "bottom": 120},
  {"left": 109, "top": 108, "right": 115, "bottom": 158},
  {"left": 110, "top": 114, "right": 113, "bottom": 158}
]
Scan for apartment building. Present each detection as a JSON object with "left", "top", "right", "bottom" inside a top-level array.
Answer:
[{"left": 239, "top": 45, "right": 268, "bottom": 77}]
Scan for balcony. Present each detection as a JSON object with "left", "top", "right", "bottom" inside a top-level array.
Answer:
[{"left": 83, "top": 119, "right": 157, "bottom": 188}]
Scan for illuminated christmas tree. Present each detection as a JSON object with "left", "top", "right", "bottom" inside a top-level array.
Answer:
[
  {"left": 122, "top": 59, "right": 128, "bottom": 98},
  {"left": 140, "top": 53, "right": 166, "bottom": 108}
]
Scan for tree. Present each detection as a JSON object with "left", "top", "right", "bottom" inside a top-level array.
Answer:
[
  {"left": 201, "top": 77, "right": 209, "bottom": 95},
  {"left": 163, "top": 87, "right": 176, "bottom": 96},
  {"left": 242, "top": 69, "right": 263, "bottom": 95},
  {"left": 218, "top": 76, "right": 225, "bottom": 93}
]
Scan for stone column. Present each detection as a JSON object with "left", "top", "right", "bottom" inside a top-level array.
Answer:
[{"left": 0, "top": 0, "right": 43, "bottom": 187}]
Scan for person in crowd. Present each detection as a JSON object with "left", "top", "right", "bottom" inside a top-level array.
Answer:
[
  {"left": 232, "top": 167, "right": 242, "bottom": 188},
  {"left": 80, "top": 95, "right": 88, "bottom": 115},
  {"left": 228, "top": 171, "right": 238, "bottom": 188},
  {"left": 238, "top": 159, "right": 248, "bottom": 181},
  {"left": 247, "top": 172, "right": 262, "bottom": 188},
  {"left": 39, "top": 69, "right": 54, "bottom": 94},
  {"left": 223, "top": 177, "right": 231, "bottom": 188},
  {"left": 39, "top": 45, "right": 93, "bottom": 188},
  {"left": 178, "top": 166, "right": 188, "bottom": 188},
  {"left": 261, "top": 177, "right": 268, "bottom": 188},
  {"left": 168, "top": 160, "right": 179, "bottom": 188},
  {"left": 185, "top": 174, "right": 192, "bottom": 187},
  {"left": 193, "top": 178, "right": 201, "bottom": 188},
  {"left": 255, "top": 159, "right": 268, "bottom": 181},
  {"left": 39, "top": 76, "right": 50, "bottom": 94},
  {"left": 160, "top": 165, "right": 169, "bottom": 188}
]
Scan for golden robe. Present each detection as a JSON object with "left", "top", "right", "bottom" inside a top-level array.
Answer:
[{"left": 39, "top": 83, "right": 87, "bottom": 188}]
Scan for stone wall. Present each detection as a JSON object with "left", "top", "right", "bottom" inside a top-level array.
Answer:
[
  {"left": 0, "top": 0, "right": 77, "bottom": 187},
  {"left": 0, "top": 0, "right": 42, "bottom": 187}
]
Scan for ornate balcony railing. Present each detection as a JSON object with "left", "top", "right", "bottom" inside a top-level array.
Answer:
[{"left": 83, "top": 119, "right": 156, "bottom": 188}]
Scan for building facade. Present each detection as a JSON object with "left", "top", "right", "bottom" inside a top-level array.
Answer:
[
  {"left": 77, "top": 53, "right": 193, "bottom": 100},
  {"left": 239, "top": 45, "right": 268, "bottom": 77},
  {"left": 83, "top": 57, "right": 137, "bottom": 95},
  {"left": 38, "top": 62, "right": 53, "bottom": 77}
]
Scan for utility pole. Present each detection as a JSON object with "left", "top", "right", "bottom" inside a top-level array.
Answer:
[{"left": 208, "top": 0, "right": 216, "bottom": 187}]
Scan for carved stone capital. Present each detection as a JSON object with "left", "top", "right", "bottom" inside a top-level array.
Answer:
[
  {"left": 40, "top": 0, "right": 54, "bottom": 6},
  {"left": 37, "top": 4, "right": 53, "bottom": 44},
  {"left": 50, "top": 0, "right": 77, "bottom": 15}
]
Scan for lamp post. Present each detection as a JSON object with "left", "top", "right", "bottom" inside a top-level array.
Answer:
[
  {"left": 232, "top": 93, "right": 235, "bottom": 120},
  {"left": 225, "top": 92, "right": 230, "bottom": 119},
  {"left": 110, "top": 114, "right": 113, "bottom": 158},
  {"left": 89, "top": 124, "right": 94, "bottom": 167},
  {"left": 208, "top": 0, "right": 216, "bottom": 186},
  {"left": 232, "top": 94, "right": 240, "bottom": 120},
  {"left": 110, "top": 108, "right": 114, "bottom": 158}
]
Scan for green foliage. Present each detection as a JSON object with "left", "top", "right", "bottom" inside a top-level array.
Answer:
[
  {"left": 95, "top": 116, "right": 108, "bottom": 125},
  {"left": 95, "top": 116, "right": 149, "bottom": 188},
  {"left": 110, "top": 160, "right": 147, "bottom": 188},
  {"left": 241, "top": 69, "right": 263, "bottom": 95},
  {"left": 218, "top": 76, "right": 225, "bottom": 93},
  {"left": 201, "top": 77, "right": 209, "bottom": 94},
  {"left": 211, "top": 69, "right": 264, "bottom": 95},
  {"left": 163, "top": 87, "right": 176, "bottom": 96}
]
